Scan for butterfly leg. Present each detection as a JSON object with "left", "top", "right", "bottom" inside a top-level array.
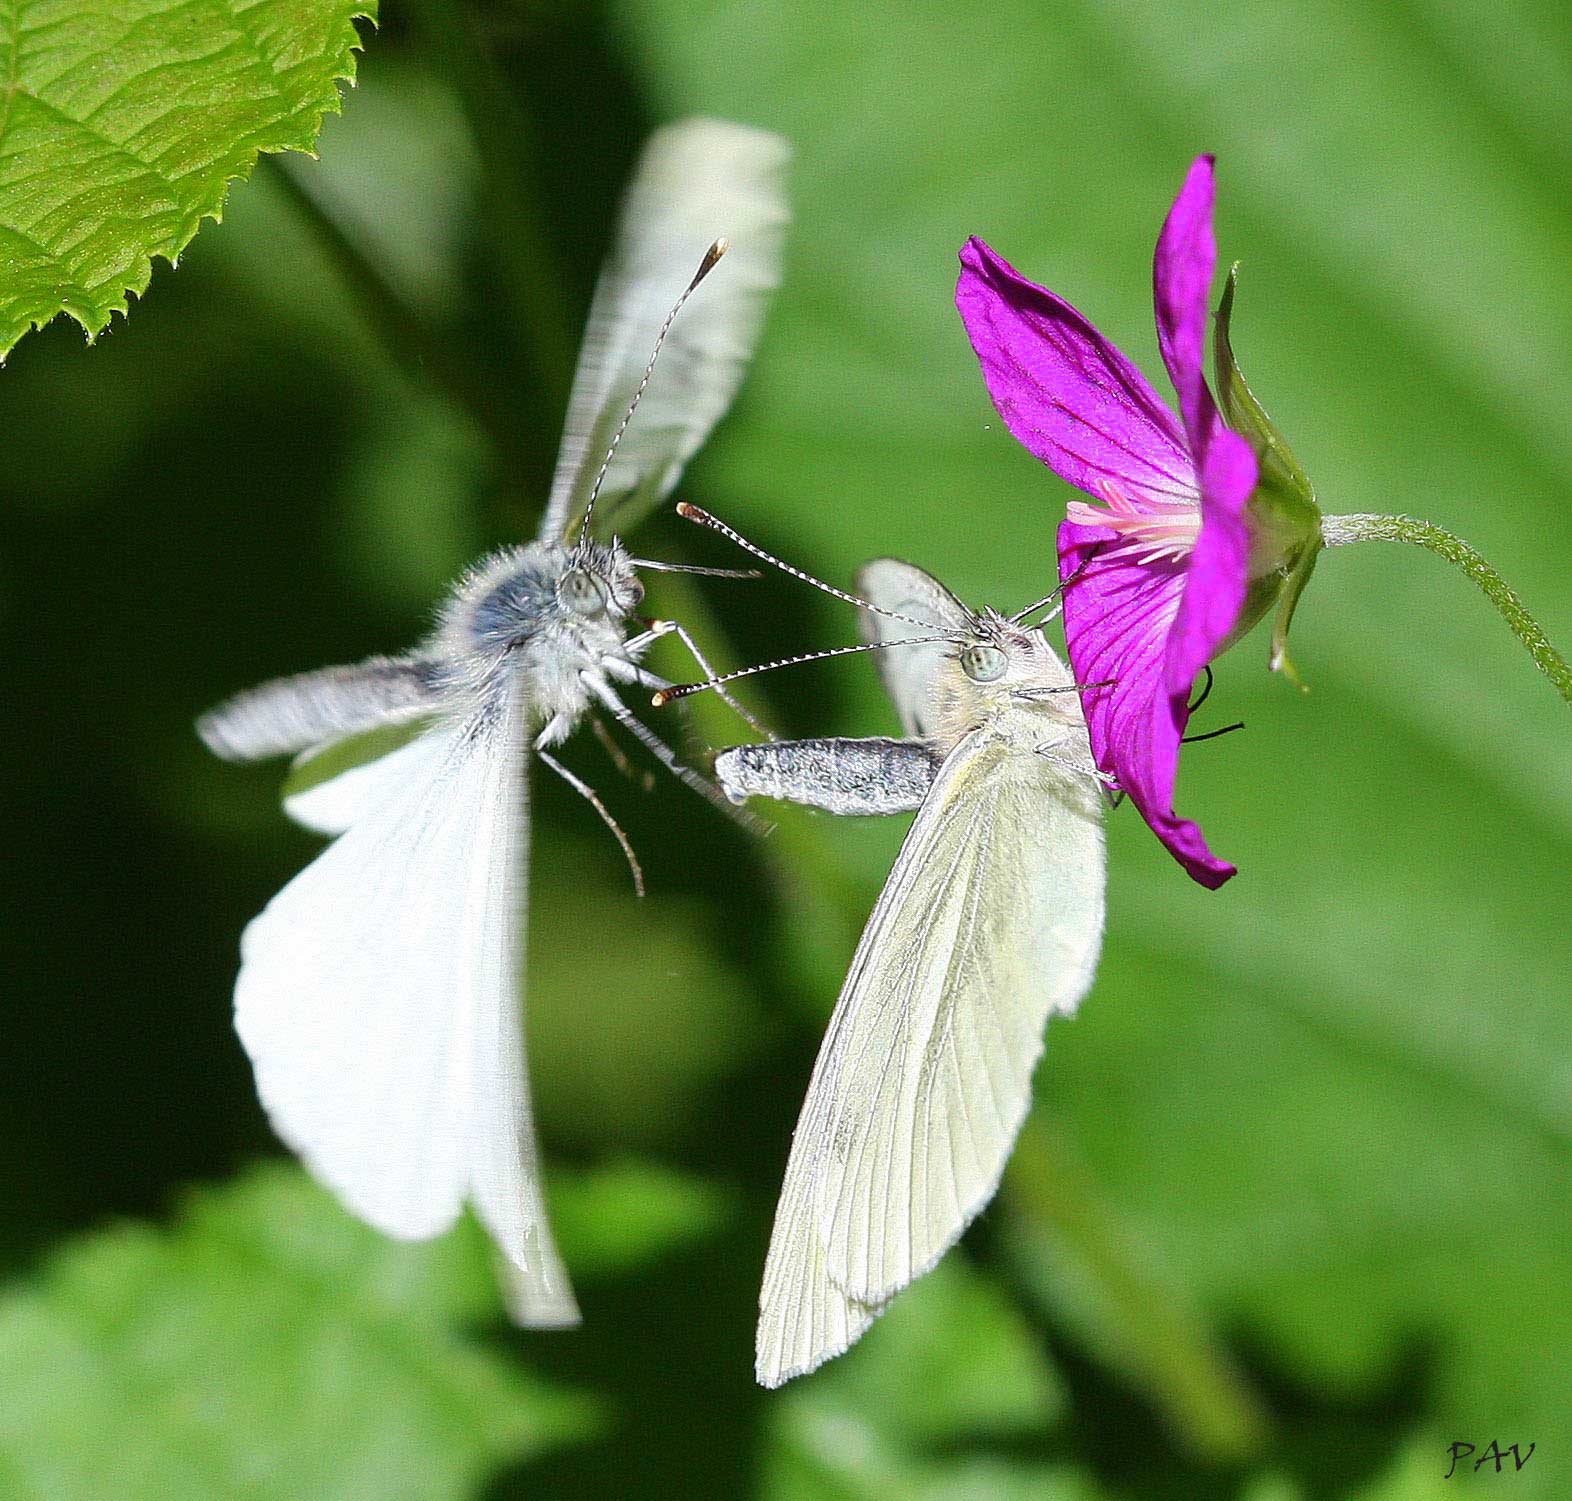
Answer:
[
  {"left": 655, "top": 619, "right": 775, "bottom": 740},
  {"left": 715, "top": 737, "right": 938, "bottom": 815},
  {"left": 590, "top": 715, "right": 656, "bottom": 789},
  {"left": 1034, "top": 743, "right": 1120, "bottom": 794},
  {"left": 534, "top": 726, "right": 646, "bottom": 897},
  {"left": 582, "top": 673, "right": 770, "bottom": 835}
]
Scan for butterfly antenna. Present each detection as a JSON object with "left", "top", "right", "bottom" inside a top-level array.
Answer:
[
  {"left": 577, "top": 238, "right": 729, "bottom": 547},
  {"left": 1010, "top": 592, "right": 1065, "bottom": 626},
  {"left": 651, "top": 635, "right": 956, "bottom": 706},
  {"left": 627, "top": 557, "right": 763, "bottom": 580},
  {"left": 676, "top": 503, "right": 964, "bottom": 637},
  {"left": 1009, "top": 558, "right": 1091, "bottom": 623}
]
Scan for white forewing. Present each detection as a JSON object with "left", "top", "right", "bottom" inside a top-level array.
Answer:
[
  {"left": 816, "top": 726, "right": 1104, "bottom": 1304},
  {"left": 855, "top": 559, "right": 970, "bottom": 736},
  {"left": 756, "top": 723, "right": 1105, "bottom": 1380},
  {"left": 539, "top": 118, "right": 790, "bottom": 542},
  {"left": 234, "top": 691, "right": 579, "bottom": 1327},
  {"left": 283, "top": 726, "right": 445, "bottom": 837},
  {"left": 756, "top": 1113, "right": 879, "bottom": 1388}
]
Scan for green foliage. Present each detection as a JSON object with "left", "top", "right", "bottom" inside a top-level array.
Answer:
[
  {"left": 549, "top": 1159, "right": 731, "bottom": 1279},
  {"left": 0, "top": 1166, "right": 594, "bottom": 1501},
  {"left": 762, "top": 1259, "right": 1079, "bottom": 1500},
  {"left": 0, "top": 0, "right": 374, "bottom": 359}
]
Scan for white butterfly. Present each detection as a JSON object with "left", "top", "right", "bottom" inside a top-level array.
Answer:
[
  {"left": 198, "top": 118, "right": 790, "bottom": 1327},
  {"left": 710, "top": 558, "right": 1107, "bottom": 1384}
]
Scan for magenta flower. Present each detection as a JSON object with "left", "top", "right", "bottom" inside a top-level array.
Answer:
[{"left": 956, "top": 156, "right": 1259, "bottom": 889}]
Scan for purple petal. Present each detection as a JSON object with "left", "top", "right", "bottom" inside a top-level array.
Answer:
[
  {"left": 1152, "top": 158, "right": 1259, "bottom": 708},
  {"left": 1164, "top": 425, "right": 1257, "bottom": 701},
  {"left": 1153, "top": 155, "right": 1219, "bottom": 456},
  {"left": 957, "top": 237, "right": 1196, "bottom": 510},
  {"left": 1059, "top": 522, "right": 1236, "bottom": 888},
  {"left": 1057, "top": 414, "right": 1256, "bottom": 889}
]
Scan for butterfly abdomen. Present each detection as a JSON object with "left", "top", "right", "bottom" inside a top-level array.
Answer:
[{"left": 717, "top": 737, "right": 939, "bottom": 814}]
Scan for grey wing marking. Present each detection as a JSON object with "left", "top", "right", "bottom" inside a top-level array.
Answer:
[
  {"left": 716, "top": 737, "right": 939, "bottom": 815},
  {"left": 198, "top": 656, "right": 439, "bottom": 762}
]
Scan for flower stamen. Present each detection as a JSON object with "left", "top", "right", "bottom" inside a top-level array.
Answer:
[{"left": 1064, "top": 478, "right": 1202, "bottom": 563}]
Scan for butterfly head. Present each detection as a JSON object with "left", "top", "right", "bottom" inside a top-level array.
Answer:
[
  {"left": 561, "top": 537, "right": 645, "bottom": 621},
  {"left": 956, "top": 610, "right": 1046, "bottom": 685},
  {"left": 438, "top": 539, "right": 646, "bottom": 695},
  {"left": 932, "top": 608, "right": 1080, "bottom": 740}
]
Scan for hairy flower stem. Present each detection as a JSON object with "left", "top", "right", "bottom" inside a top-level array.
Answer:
[{"left": 1321, "top": 513, "right": 1572, "bottom": 710}]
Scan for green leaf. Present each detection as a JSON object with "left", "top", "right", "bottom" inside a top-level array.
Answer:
[
  {"left": 0, "top": 1166, "right": 596, "bottom": 1501},
  {"left": 549, "top": 1159, "right": 732, "bottom": 1280},
  {"left": 1003, "top": 1120, "right": 1266, "bottom": 1462},
  {"left": 0, "top": 0, "right": 375, "bottom": 359}
]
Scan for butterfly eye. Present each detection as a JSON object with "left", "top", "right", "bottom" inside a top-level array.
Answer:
[
  {"left": 623, "top": 576, "right": 645, "bottom": 610},
  {"left": 562, "top": 569, "right": 608, "bottom": 615},
  {"left": 960, "top": 644, "right": 1008, "bottom": 683}
]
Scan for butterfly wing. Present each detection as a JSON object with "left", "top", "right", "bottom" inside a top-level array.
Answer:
[
  {"left": 855, "top": 559, "right": 971, "bottom": 736},
  {"left": 817, "top": 727, "right": 1105, "bottom": 1306},
  {"left": 756, "top": 725, "right": 1105, "bottom": 1380},
  {"left": 755, "top": 1103, "right": 880, "bottom": 1387},
  {"left": 538, "top": 118, "right": 790, "bottom": 543},
  {"left": 198, "top": 656, "right": 437, "bottom": 762},
  {"left": 282, "top": 724, "right": 444, "bottom": 837},
  {"left": 201, "top": 656, "right": 441, "bottom": 836},
  {"left": 234, "top": 692, "right": 579, "bottom": 1327}
]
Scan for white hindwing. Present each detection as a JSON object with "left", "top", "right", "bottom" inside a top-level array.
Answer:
[
  {"left": 234, "top": 690, "right": 579, "bottom": 1327},
  {"left": 282, "top": 725, "right": 443, "bottom": 837},
  {"left": 539, "top": 117, "right": 790, "bottom": 542},
  {"left": 755, "top": 1112, "right": 880, "bottom": 1389},
  {"left": 757, "top": 724, "right": 1104, "bottom": 1380},
  {"left": 855, "top": 559, "right": 970, "bottom": 736}
]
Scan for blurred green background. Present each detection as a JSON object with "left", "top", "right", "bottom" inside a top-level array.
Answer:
[{"left": 3, "top": 1, "right": 1571, "bottom": 1497}]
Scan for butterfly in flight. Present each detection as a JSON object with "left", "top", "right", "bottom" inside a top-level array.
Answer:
[{"left": 198, "top": 119, "right": 790, "bottom": 1326}]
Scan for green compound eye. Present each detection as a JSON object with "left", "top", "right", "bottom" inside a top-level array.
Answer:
[
  {"left": 561, "top": 569, "right": 608, "bottom": 615},
  {"left": 960, "top": 644, "right": 1008, "bottom": 682}
]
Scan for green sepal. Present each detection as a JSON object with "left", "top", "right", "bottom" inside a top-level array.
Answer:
[
  {"left": 1216, "top": 265, "right": 1317, "bottom": 516},
  {"left": 1220, "top": 571, "right": 1285, "bottom": 659},
  {"left": 1269, "top": 539, "right": 1322, "bottom": 691},
  {"left": 1214, "top": 264, "right": 1324, "bottom": 681}
]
